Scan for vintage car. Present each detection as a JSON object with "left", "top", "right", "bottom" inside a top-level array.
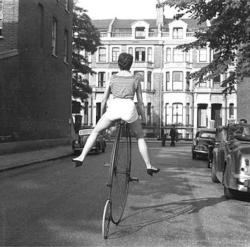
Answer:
[
  {"left": 72, "top": 128, "right": 106, "bottom": 155},
  {"left": 192, "top": 128, "right": 216, "bottom": 160},
  {"left": 211, "top": 123, "right": 250, "bottom": 199}
]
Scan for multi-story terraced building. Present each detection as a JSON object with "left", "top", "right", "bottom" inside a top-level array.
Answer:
[{"left": 83, "top": 4, "right": 237, "bottom": 139}]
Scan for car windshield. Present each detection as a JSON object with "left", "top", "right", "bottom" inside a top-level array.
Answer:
[
  {"left": 81, "top": 135, "right": 89, "bottom": 142},
  {"left": 200, "top": 132, "right": 215, "bottom": 139}
]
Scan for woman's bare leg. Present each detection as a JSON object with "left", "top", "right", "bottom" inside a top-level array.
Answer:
[
  {"left": 73, "top": 115, "right": 113, "bottom": 163},
  {"left": 129, "top": 119, "right": 157, "bottom": 170}
]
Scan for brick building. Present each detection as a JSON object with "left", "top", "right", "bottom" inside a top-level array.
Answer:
[
  {"left": 82, "top": 4, "right": 237, "bottom": 138},
  {"left": 0, "top": 0, "right": 73, "bottom": 148}
]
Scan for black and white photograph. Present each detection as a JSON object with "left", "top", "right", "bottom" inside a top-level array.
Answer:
[{"left": 1, "top": 0, "right": 250, "bottom": 246}]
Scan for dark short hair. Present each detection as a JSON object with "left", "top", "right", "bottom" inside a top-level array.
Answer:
[{"left": 118, "top": 53, "right": 133, "bottom": 71}]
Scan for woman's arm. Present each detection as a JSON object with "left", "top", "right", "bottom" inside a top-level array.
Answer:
[
  {"left": 136, "top": 81, "right": 146, "bottom": 123},
  {"left": 101, "top": 81, "right": 111, "bottom": 115}
]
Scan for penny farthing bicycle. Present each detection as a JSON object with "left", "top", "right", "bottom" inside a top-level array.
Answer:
[{"left": 102, "top": 120, "right": 138, "bottom": 239}]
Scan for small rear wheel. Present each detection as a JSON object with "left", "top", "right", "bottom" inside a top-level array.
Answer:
[{"left": 102, "top": 200, "right": 112, "bottom": 239}]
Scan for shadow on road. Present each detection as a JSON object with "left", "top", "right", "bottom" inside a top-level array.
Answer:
[{"left": 108, "top": 196, "right": 225, "bottom": 239}]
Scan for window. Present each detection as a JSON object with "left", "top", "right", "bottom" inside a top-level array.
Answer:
[
  {"left": 128, "top": 47, "right": 133, "bottom": 55},
  {"left": 112, "top": 47, "right": 120, "bottom": 62},
  {"left": 147, "top": 71, "right": 152, "bottom": 90},
  {"left": 98, "top": 47, "right": 106, "bottom": 62},
  {"left": 229, "top": 103, "right": 234, "bottom": 118},
  {"left": 172, "top": 71, "right": 183, "bottom": 91},
  {"left": 186, "top": 103, "right": 190, "bottom": 125},
  {"left": 173, "top": 48, "right": 184, "bottom": 62},
  {"left": 98, "top": 72, "right": 106, "bottom": 87},
  {"left": 165, "top": 103, "right": 169, "bottom": 125},
  {"left": 147, "top": 47, "right": 152, "bottom": 62},
  {"left": 199, "top": 48, "right": 207, "bottom": 62},
  {"left": 38, "top": 4, "right": 44, "bottom": 48},
  {"left": 197, "top": 104, "right": 208, "bottom": 127},
  {"left": 198, "top": 81, "right": 207, "bottom": 87},
  {"left": 165, "top": 72, "right": 170, "bottom": 91},
  {"left": 84, "top": 101, "right": 89, "bottom": 125},
  {"left": 147, "top": 103, "right": 152, "bottom": 125},
  {"left": 64, "top": 30, "right": 69, "bottom": 62},
  {"left": 186, "top": 72, "right": 190, "bottom": 91},
  {"left": 213, "top": 75, "right": 221, "bottom": 85},
  {"left": 166, "top": 48, "right": 171, "bottom": 62},
  {"left": 135, "top": 48, "right": 146, "bottom": 62},
  {"left": 172, "top": 103, "right": 183, "bottom": 125},
  {"left": 52, "top": 17, "right": 58, "bottom": 55},
  {"left": 185, "top": 50, "right": 191, "bottom": 62},
  {"left": 173, "top": 27, "right": 183, "bottom": 39},
  {"left": 135, "top": 27, "right": 145, "bottom": 39},
  {"left": 0, "top": 0, "right": 3, "bottom": 36}
]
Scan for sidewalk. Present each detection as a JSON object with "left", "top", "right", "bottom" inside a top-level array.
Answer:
[
  {"left": 0, "top": 139, "right": 191, "bottom": 173},
  {"left": 0, "top": 145, "right": 72, "bottom": 172}
]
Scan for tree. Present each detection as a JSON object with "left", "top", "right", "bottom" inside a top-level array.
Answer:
[
  {"left": 72, "top": 3, "right": 101, "bottom": 102},
  {"left": 159, "top": 0, "right": 250, "bottom": 94}
]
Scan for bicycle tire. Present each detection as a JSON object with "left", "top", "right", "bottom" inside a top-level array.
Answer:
[
  {"left": 102, "top": 200, "right": 111, "bottom": 239},
  {"left": 109, "top": 122, "right": 131, "bottom": 224}
]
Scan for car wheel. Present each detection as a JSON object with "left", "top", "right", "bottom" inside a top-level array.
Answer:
[
  {"left": 224, "top": 186, "right": 234, "bottom": 199},
  {"left": 211, "top": 163, "right": 219, "bottom": 183}
]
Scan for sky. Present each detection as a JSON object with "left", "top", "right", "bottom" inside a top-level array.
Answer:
[{"left": 76, "top": 0, "right": 178, "bottom": 20}]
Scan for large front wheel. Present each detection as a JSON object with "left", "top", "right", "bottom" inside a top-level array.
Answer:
[{"left": 102, "top": 200, "right": 111, "bottom": 239}]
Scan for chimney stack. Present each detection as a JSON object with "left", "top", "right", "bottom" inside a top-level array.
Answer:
[{"left": 156, "top": 1, "right": 164, "bottom": 27}]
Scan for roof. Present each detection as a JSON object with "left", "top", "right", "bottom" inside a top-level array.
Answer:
[
  {"left": 92, "top": 18, "right": 206, "bottom": 32},
  {"left": 92, "top": 19, "right": 113, "bottom": 31}
]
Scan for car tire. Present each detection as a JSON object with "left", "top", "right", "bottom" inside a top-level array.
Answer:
[
  {"left": 211, "top": 163, "right": 220, "bottom": 183},
  {"left": 224, "top": 186, "right": 234, "bottom": 199}
]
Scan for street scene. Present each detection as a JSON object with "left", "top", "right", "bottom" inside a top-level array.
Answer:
[
  {"left": 1, "top": 0, "right": 250, "bottom": 246},
  {"left": 1, "top": 143, "right": 250, "bottom": 247}
]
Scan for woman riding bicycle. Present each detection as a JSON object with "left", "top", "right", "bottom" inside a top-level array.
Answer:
[{"left": 72, "top": 52, "right": 160, "bottom": 176}]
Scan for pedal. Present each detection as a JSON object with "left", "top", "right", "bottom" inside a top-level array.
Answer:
[
  {"left": 104, "top": 163, "right": 110, "bottom": 167},
  {"left": 129, "top": 176, "right": 139, "bottom": 182}
]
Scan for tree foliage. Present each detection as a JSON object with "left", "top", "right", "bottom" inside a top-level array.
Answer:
[
  {"left": 159, "top": 0, "right": 250, "bottom": 94},
  {"left": 72, "top": 3, "right": 101, "bottom": 102}
]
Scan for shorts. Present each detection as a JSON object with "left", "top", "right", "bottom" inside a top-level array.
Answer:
[{"left": 104, "top": 98, "right": 138, "bottom": 123}]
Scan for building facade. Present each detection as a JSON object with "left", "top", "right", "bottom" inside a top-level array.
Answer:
[
  {"left": 82, "top": 5, "right": 237, "bottom": 138},
  {"left": 0, "top": 0, "right": 73, "bottom": 144}
]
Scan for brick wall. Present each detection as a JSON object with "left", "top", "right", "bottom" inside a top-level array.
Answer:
[{"left": 0, "top": 0, "right": 73, "bottom": 141}]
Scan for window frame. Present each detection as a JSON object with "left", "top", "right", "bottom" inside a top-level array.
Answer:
[
  {"left": 135, "top": 47, "right": 146, "bottom": 62},
  {"left": 98, "top": 47, "right": 106, "bottom": 62},
  {"left": 172, "top": 71, "right": 183, "bottom": 91},
  {"left": 111, "top": 47, "right": 120, "bottom": 62},
  {"left": 172, "top": 103, "right": 183, "bottom": 125},
  {"left": 172, "top": 27, "right": 183, "bottom": 39}
]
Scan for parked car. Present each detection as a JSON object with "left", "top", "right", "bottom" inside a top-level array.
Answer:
[
  {"left": 72, "top": 128, "right": 106, "bottom": 155},
  {"left": 192, "top": 128, "right": 216, "bottom": 160},
  {"left": 211, "top": 123, "right": 250, "bottom": 199}
]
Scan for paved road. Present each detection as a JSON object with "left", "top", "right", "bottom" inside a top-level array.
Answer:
[{"left": 0, "top": 143, "right": 250, "bottom": 247}]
